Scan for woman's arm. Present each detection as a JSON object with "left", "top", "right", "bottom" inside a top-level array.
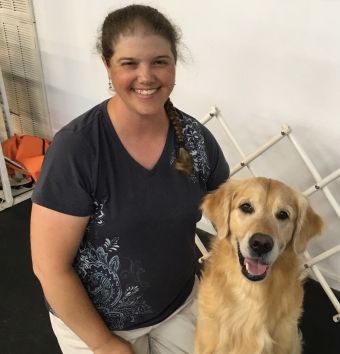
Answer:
[{"left": 30, "top": 203, "right": 133, "bottom": 354}]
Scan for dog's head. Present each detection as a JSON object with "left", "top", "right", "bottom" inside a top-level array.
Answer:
[{"left": 202, "top": 177, "right": 323, "bottom": 282}]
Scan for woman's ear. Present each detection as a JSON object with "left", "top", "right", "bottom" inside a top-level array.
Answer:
[
  {"left": 293, "top": 195, "right": 324, "bottom": 254},
  {"left": 102, "top": 56, "right": 111, "bottom": 71},
  {"left": 201, "top": 180, "right": 239, "bottom": 240}
]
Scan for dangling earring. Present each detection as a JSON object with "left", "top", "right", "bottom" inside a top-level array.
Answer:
[{"left": 108, "top": 79, "right": 115, "bottom": 94}]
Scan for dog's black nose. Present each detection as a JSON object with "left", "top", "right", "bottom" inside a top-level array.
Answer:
[{"left": 249, "top": 233, "right": 274, "bottom": 256}]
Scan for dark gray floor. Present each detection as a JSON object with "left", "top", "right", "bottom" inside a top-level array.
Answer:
[
  {"left": 1, "top": 200, "right": 60, "bottom": 354},
  {"left": 0, "top": 200, "right": 339, "bottom": 354}
]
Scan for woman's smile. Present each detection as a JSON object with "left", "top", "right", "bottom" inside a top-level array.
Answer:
[
  {"left": 133, "top": 88, "right": 159, "bottom": 96},
  {"left": 105, "top": 31, "right": 176, "bottom": 118}
]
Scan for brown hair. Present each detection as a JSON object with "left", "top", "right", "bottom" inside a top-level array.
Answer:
[
  {"left": 97, "top": 4, "right": 180, "bottom": 65},
  {"left": 97, "top": 4, "right": 193, "bottom": 175},
  {"left": 165, "top": 99, "right": 193, "bottom": 176}
]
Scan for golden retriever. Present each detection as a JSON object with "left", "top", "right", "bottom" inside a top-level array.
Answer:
[{"left": 195, "top": 177, "right": 323, "bottom": 354}]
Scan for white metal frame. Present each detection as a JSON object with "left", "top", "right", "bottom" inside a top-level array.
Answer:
[
  {"left": 0, "top": 0, "right": 51, "bottom": 211},
  {"left": 196, "top": 106, "right": 340, "bottom": 323},
  {"left": 0, "top": 67, "right": 34, "bottom": 211}
]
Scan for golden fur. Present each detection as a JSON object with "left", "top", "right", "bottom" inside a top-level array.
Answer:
[{"left": 195, "top": 177, "right": 323, "bottom": 354}]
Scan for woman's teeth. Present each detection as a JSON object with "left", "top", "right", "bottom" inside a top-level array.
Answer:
[{"left": 134, "top": 88, "right": 157, "bottom": 96}]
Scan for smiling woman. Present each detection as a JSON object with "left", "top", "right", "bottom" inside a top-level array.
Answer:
[
  {"left": 30, "top": 4, "right": 229, "bottom": 354},
  {"left": 105, "top": 33, "right": 176, "bottom": 118},
  {"left": 104, "top": 32, "right": 176, "bottom": 170},
  {"left": 103, "top": 31, "right": 177, "bottom": 170}
]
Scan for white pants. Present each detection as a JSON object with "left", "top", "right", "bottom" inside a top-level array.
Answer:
[{"left": 49, "top": 280, "right": 197, "bottom": 354}]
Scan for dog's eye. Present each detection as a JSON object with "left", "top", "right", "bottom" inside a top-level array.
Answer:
[
  {"left": 276, "top": 210, "right": 289, "bottom": 220},
  {"left": 239, "top": 203, "right": 254, "bottom": 214}
]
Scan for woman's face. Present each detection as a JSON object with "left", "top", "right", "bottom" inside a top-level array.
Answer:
[{"left": 105, "top": 29, "right": 176, "bottom": 118}]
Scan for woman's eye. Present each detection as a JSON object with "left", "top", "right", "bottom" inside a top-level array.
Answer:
[
  {"left": 121, "top": 61, "right": 136, "bottom": 66},
  {"left": 276, "top": 210, "right": 289, "bottom": 220},
  {"left": 153, "top": 60, "right": 168, "bottom": 65},
  {"left": 239, "top": 203, "right": 254, "bottom": 214}
]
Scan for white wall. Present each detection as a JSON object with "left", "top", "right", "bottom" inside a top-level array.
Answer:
[{"left": 32, "top": 0, "right": 340, "bottom": 290}]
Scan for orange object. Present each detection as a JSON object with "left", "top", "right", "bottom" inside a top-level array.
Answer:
[{"left": 1, "top": 134, "right": 51, "bottom": 182}]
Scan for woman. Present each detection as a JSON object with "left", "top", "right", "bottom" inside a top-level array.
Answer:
[{"left": 30, "top": 4, "right": 229, "bottom": 354}]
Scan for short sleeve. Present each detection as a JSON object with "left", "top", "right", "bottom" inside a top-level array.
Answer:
[{"left": 32, "top": 129, "right": 95, "bottom": 216}]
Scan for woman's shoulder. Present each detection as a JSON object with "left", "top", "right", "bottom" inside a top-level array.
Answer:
[
  {"left": 51, "top": 100, "right": 109, "bottom": 154},
  {"left": 176, "top": 108, "right": 217, "bottom": 143},
  {"left": 176, "top": 108, "right": 200, "bottom": 124},
  {"left": 57, "top": 100, "right": 108, "bottom": 136}
]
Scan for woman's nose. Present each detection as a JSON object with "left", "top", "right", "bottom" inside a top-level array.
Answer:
[{"left": 137, "top": 64, "right": 154, "bottom": 83}]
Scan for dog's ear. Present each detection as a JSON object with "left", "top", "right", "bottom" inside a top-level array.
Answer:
[
  {"left": 293, "top": 195, "right": 324, "bottom": 253},
  {"left": 201, "top": 179, "right": 240, "bottom": 240}
]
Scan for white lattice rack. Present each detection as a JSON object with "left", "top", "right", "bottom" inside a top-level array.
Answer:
[{"left": 195, "top": 106, "right": 340, "bottom": 323}]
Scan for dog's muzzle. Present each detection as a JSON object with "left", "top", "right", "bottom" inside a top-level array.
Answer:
[{"left": 237, "top": 233, "right": 274, "bottom": 282}]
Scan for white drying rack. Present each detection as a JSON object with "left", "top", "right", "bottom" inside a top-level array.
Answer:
[{"left": 195, "top": 106, "right": 340, "bottom": 323}]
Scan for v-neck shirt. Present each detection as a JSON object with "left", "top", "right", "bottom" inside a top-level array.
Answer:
[
  {"left": 32, "top": 100, "right": 229, "bottom": 330},
  {"left": 107, "top": 112, "right": 171, "bottom": 175}
]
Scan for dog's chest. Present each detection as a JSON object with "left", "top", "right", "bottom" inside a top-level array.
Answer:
[{"left": 214, "top": 286, "right": 279, "bottom": 353}]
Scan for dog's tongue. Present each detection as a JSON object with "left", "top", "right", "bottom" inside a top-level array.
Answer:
[{"left": 245, "top": 258, "right": 268, "bottom": 276}]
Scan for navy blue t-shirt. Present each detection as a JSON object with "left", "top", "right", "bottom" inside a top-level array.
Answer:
[{"left": 32, "top": 100, "right": 229, "bottom": 330}]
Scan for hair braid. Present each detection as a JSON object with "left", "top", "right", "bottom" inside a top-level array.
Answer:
[{"left": 165, "top": 99, "right": 193, "bottom": 176}]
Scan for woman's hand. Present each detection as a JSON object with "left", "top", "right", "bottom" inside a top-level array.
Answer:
[{"left": 93, "top": 335, "right": 135, "bottom": 354}]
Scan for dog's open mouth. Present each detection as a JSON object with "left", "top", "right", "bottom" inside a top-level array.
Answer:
[{"left": 237, "top": 243, "right": 269, "bottom": 281}]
